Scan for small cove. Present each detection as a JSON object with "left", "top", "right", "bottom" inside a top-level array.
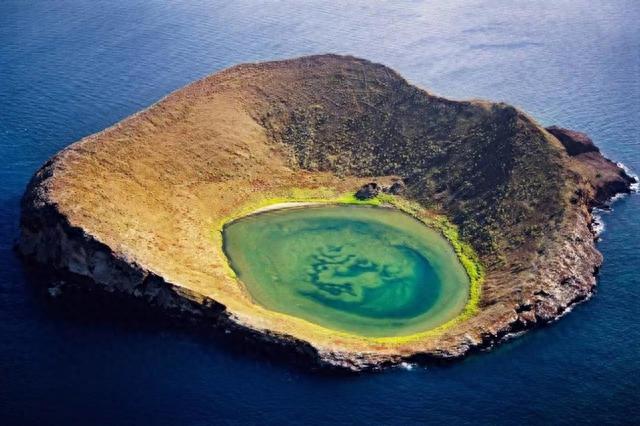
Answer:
[{"left": 222, "top": 205, "right": 470, "bottom": 337}]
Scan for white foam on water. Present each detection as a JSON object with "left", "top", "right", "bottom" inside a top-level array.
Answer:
[
  {"left": 617, "top": 162, "right": 639, "bottom": 192},
  {"left": 590, "top": 163, "right": 637, "bottom": 238},
  {"left": 501, "top": 331, "right": 526, "bottom": 342},
  {"left": 591, "top": 210, "right": 605, "bottom": 238},
  {"left": 399, "top": 362, "right": 416, "bottom": 371}
]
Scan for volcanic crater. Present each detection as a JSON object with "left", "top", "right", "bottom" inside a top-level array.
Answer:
[{"left": 18, "top": 54, "right": 636, "bottom": 370}]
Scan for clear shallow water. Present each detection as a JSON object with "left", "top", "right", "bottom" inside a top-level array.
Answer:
[
  {"left": 1, "top": 1, "right": 638, "bottom": 424},
  {"left": 223, "top": 206, "right": 469, "bottom": 336}
]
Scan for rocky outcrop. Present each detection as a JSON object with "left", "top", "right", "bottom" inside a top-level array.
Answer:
[
  {"left": 546, "top": 126, "right": 636, "bottom": 206},
  {"left": 15, "top": 55, "right": 637, "bottom": 371},
  {"left": 355, "top": 182, "right": 381, "bottom": 200},
  {"left": 355, "top": 180, "right": 406, "bottom": 199},
  {"left": 547, "top": 125, "right": 600, "bottom": 156},
  {"left": 384, "top": 180, "right": 406, "bottom": 195}
]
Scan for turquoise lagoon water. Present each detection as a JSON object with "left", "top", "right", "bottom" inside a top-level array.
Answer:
[
  {"left": 223, "top": 206, "right": 469, "bottom": 336},
  {"left": 1, "top": 1, "right": 638, "bottom": 424}
]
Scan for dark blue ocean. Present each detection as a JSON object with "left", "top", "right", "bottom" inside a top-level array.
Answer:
[{"left": 1, "top": 1, "right": 638, "bottom": 424}]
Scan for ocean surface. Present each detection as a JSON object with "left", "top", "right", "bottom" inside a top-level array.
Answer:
[{"left": 1, "top": 1, "right": 638, "bottom": 424}]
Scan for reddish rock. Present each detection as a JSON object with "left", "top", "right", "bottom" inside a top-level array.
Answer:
[
  {"left": 546, "top": 126, "right": 637, "bottom": 206},
  {"left": 576, "top": 152, "right": 636, "bottom": 205},
  {"left": 546, "top": 126, "right": 599, "bottom": 156}
]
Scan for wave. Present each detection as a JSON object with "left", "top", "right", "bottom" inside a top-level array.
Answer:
[
  {"left": 591, "top": 211, "right": 605, "bottom": 238},
  {"left": 617, "top": 162, "right": 639, "bottom": 192},
  {"left": 399, "top": 362, "right": 416, "bottom": 371}
]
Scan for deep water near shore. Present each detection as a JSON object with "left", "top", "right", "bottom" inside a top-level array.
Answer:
[{"left": 1, "top": 1, "right": 638, "bottom": 425}]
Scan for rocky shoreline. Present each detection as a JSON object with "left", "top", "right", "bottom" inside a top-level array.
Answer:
[
  {"left": 546, "top": 126, "right": 637, "bottom": 206},
  {"left": 15, "top": 55, "right": 638, "bottom": 371}
]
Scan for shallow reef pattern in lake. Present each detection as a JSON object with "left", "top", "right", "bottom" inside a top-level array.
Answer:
[{"left": 223, "top": 206, "right": 469, "bottom": 336}]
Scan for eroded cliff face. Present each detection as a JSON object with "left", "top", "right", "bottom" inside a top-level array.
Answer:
[
  {"left": 19, "top": 162, "right": 213, "bottom": 314},
  {"left": 16, "top": 55, "right": 636, "bottom": 371},
  {"left": 546, "top": 126, "right": 636, "bottom": 206}
]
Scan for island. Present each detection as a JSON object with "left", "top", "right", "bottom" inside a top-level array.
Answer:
[{"left": 17, "top": 55, "right": 636, "bottom": 371}]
